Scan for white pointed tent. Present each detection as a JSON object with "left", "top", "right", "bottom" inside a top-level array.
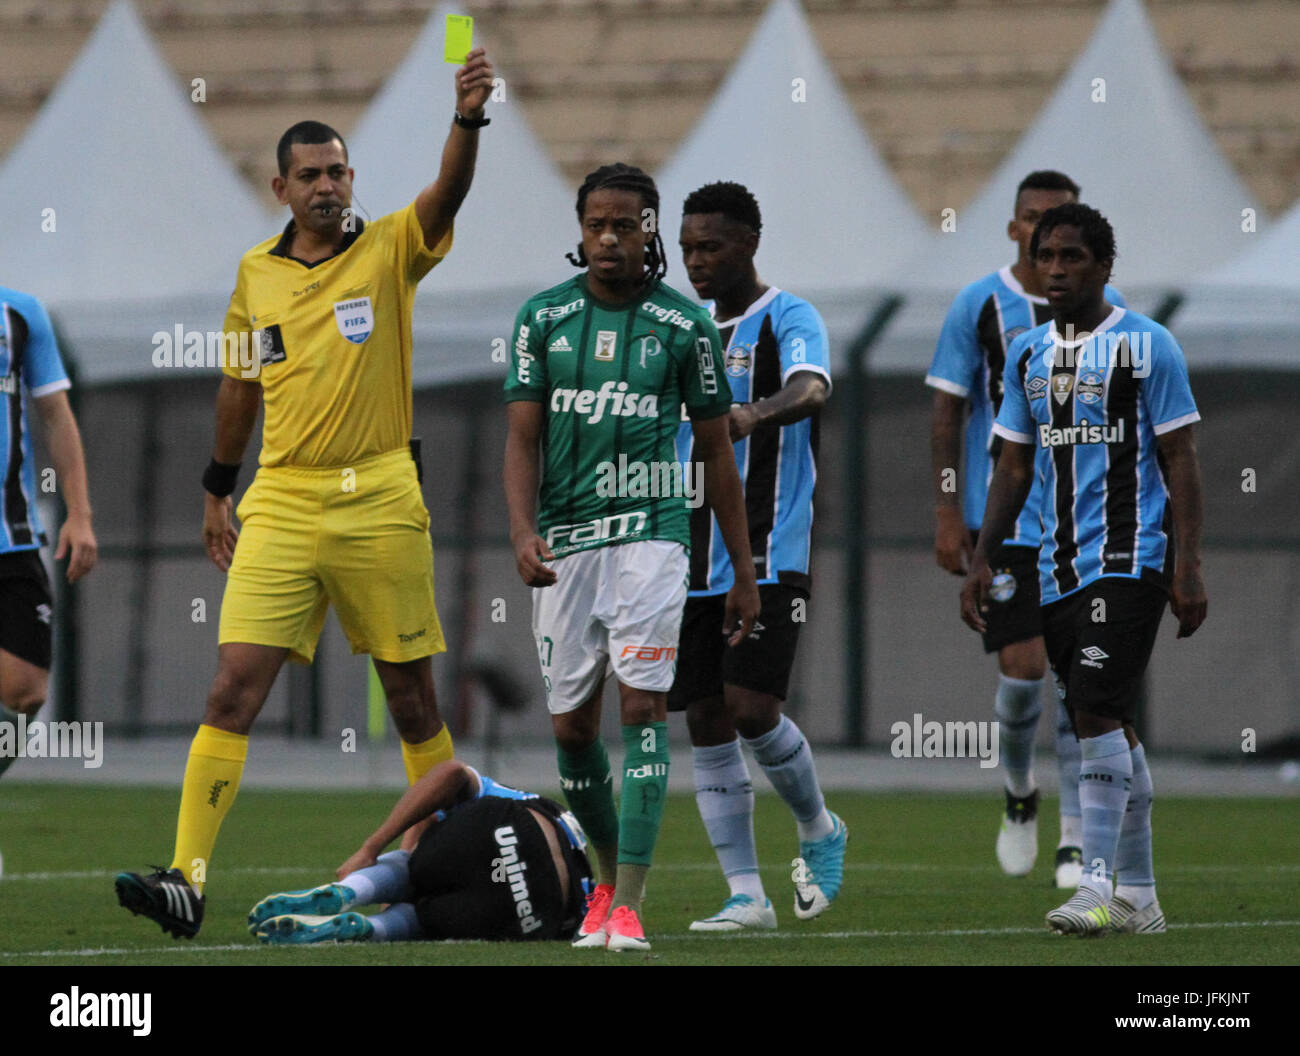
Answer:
[
  {"left": 0, "top": 0, "right": 269, "bottom": 382},
  {"left": 657, "top": 0, "right": 928, "bottom": 355},
  {"left": 873, "top": 0, "right": 1263, "bottom": 371},
  {"left": 345, "top": 3, "right": 580, "bottom": 386},
  {"left": 1174, "top": 199, "right": 1300, "bottom": 368}
]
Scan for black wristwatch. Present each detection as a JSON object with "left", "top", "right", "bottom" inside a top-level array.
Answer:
[{"left": 454, "top": 110, "right": 490, "bottom": 129}]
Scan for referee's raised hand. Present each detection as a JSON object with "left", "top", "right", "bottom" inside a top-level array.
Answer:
[
  {"left": 455, "top": 48, "right": 494, "bottom": 118},
  {"left": 203, "top": 493, "right": 239, "bottom": 572}
]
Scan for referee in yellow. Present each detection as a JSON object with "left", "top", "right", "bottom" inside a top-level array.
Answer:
[{"left": 116, "top": 49, "right": 496, "bottom": 940}]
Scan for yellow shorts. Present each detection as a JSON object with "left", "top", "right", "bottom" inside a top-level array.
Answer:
[{"left": 219, "top": 448, "right": 446, "bottom": 664}]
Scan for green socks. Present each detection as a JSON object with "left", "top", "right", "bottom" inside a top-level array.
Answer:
[{"left": 557, "top": 738, "right": 620, "bottom": 882}]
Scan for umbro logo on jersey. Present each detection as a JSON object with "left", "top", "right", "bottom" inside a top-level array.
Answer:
[
  {"left": 1027, "top": 376, "right": 1048, "bottom": 401},
  {"left": 35, "top": 603, "right": 51, "bottom": 625},
  {"left": 1080, "top": 645, "right": 1109, "bottom": 669},
  {"left": 548, "top": 335, "right": 572, "bottom": 352},
  {"left": 747, "top": 620, "right": 767, "bottom": 640}
]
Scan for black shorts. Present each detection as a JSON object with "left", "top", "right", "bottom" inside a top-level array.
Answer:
[
  {"left": 408, "top": 796, "right": 589, "bottom": 941},
  {"left": 972, "top": 533, "right": 1042, "bottom": 654},
  {"left": 667, "top": 583, "right": 806, "bottom": 710},
  {"left": 1041, "top": 575, "right": 1167, "bottom": 726},
  {"left": 0, "top": 549, "right": 53, "bottom": 670}
]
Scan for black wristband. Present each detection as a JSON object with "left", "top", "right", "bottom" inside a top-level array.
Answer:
[
  {"left": 203, "top": 458, "right": 241, "bottom": 498},
  {"left": 453, "top": 110, "right": 490, "bottom": 129}
]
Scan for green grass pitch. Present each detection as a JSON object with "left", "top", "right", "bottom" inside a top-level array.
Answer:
[{"left": 1, "top": 785, "right": 1296, "bottom": 966}]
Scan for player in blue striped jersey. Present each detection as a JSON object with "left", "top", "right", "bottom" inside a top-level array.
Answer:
[
  {"left": 0, "top": 288, "right": 97, "bottom": 799},
  {"left": 668, "top": 183, "right": 845, "bottom": 931},
  {"left": 928, "top": 172, "right": 1125, "bottom": 886},
  {"left": 963, "top": 203, "right": 1206, "bottom": 936}
]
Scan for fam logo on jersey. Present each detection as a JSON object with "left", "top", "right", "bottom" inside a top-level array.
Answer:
[
  {"left": 725, "top": 342, "right": 753, "bottom": 377},
  {"left": 535, "top": 297, "right": 584, "bottom": 322},
  {"left": 1077, "top": 371, "right": 1105, "bottom": 405},
  {"left": 1027, "top": 376, "right": 1048, "bottom": 401},
  {"left": 1051, "top": 372, "right": 1074, "bottom": 405},
  {"left": 333, "top": 296, "right": 374, "bottom": 344}
]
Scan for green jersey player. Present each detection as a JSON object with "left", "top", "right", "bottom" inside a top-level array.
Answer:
[{"left": 504, "top": 164, "right": 760, "bottom": 952}]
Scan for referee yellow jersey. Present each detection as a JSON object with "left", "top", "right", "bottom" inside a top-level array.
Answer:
[
  {"left": 221, "top": 201, "right": 451, "bottom": 468},
  {"left": 217, "top": 202, "right": 452, "bottom": 664}
]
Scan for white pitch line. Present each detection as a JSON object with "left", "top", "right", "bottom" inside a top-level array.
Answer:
[
  {"left": 9, "top": 862, "right": 1300, "bottom": 882},
  {"left": 3, "top": 919, "right": 1298, "bottom": 959}
]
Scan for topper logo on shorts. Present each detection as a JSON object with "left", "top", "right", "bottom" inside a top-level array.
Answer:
[
  {"left": 641, "top": 301, "right": 694, "bottom": 331},
  {"left": 546, "top": 511, "right": 647, "bottom": 552},
  {"left": 491, "top": 825, "right": 543, "bottom": 934},
  {"left": 549, "top": 380, "right": 659, "bottom": 424}
]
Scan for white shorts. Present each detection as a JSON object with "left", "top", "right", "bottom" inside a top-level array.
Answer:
[{"left": 531, "top": 539, "right": 688, "bottom": 715}]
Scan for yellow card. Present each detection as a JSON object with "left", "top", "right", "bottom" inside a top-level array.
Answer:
[{"left": 444, "top": 15, "right": 473, "bottom": 64}]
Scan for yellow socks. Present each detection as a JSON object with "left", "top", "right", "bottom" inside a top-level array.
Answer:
[
  {"left": 169, "top": 724, "right": 248, "bottom": 893},
  {"left": 400, "top": 724, "right": 454, "bottom": 784}
]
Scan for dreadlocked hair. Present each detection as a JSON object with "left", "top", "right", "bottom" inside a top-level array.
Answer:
[{"left": 565, "top": 163, "right": 668, "bottom": 284}]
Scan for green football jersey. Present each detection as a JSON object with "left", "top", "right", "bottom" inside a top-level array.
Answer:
[{"left": 505, "top": 274, "right": 732, "bottom": 557}]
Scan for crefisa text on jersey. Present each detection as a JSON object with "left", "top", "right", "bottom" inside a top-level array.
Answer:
[{"left": 1042, "top": 326, "right": 1151, "bottom": 377}]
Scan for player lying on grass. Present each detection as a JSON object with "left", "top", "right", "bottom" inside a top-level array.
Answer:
[{"left": 248, "top": 760, "right": 593, "bottom": 943}]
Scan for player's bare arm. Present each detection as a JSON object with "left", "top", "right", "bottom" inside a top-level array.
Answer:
[
  {"left": 930, "top": 388, "right": 971, "bottom": 575},
  {"left": 34, "top": 390, "right": 96, "bottom": 584},
  {"left": 1157, "top": 424, "right": 1207, "bottom": 638},
  {"left": 337, "top": 760, "right": 480, "bottom": 878},
  {"left": 961, "top": 439, "right": 1033, "bottom": 633},
  {"left": 503, "top": 400, "right": 557, "bottom": 587},
  {"left": 728, "top": 371, "right": 827, "bottom": 441},
  {"left": 692, "top": 412, "right": 760, "bottom": 644},
  {"left": 203, "top": 375, "right": 261, "bottom": 572},
  {"left": 414, "top": 47, "right": 495, "bottom": 251}
]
